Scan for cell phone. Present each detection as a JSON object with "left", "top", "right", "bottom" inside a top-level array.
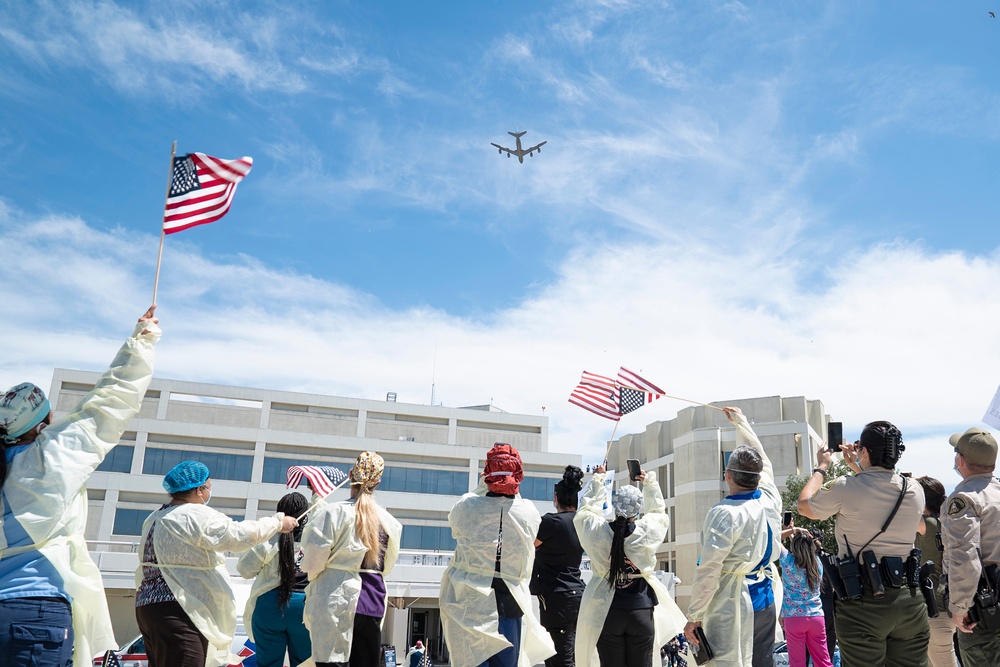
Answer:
[
  {"left": 783, "top": 511, "right": 792, "bottom": 527},
  {"left": 827, "top": 421, "right": 843, "bottom": 453},
  {"left": 626, "top": 459, "right": 641, "bottom": 481}
]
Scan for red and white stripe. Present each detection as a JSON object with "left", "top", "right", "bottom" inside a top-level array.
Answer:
[
  {"left": 569, "top": 371, "right": 621, "bottom": 421},
  {"left": 286, "top": 465, "right": 335, "bottom": 497},
  {"left": 618, "top": 366, "right": 665, "bottom": 396},
  {"left": 163, "top": 153, "right": 253, "bottom": 234}
]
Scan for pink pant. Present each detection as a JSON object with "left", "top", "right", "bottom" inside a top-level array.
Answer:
[{"left": 783, "top": 615, "right": 833, "bottom": 667}]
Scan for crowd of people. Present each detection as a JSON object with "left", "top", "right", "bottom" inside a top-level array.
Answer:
[{"left": 1, "top": 308, "right": 999, "bottom": 667}]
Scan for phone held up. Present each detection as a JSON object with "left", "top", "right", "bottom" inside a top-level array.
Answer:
[
  {"left": 827, "top": 421, "right": 844, "bottom": 453},
  {"left": 783, "top": 511, "right": 792, "bottom": 528},
  {"left": 626, "top": 459, "right": 642, "bottom": 481}
]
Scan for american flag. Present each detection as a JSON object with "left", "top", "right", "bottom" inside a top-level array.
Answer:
[
  {"left": 618, "top": 367, "right": 665, "bottom": 395},
  {"left": 286, "top": 465, "right": 349, "bottom": 498},
  {"left": 163, "top": 153, "right": 253, "bottom": 234},
  {"left": 568, "top": 371, "right": 621, "bottom": 421},
  {"left": 100, "top": 650, "right": 122, "bottom": 667}
]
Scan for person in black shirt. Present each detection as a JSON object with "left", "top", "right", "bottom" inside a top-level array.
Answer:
[{"left": 531, "top": 465, "right": 586, "bottom": 667}]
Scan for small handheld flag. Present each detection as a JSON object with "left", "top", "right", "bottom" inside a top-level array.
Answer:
[
  {"left": 286, "top": 465, "right": 349, "bottom": 498},
  {"left": 163, "top": 152, "right": 253, "bottom": 234}
]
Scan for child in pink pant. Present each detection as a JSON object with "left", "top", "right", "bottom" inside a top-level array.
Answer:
[{"left": 783, "top": 616, "right": 833, "bottom": 667}]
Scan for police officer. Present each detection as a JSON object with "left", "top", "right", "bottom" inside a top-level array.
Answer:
[
  {"left": 797, "top": 420, "right": 929, "bottom": 667},
  {"left": 940, "top": 427, "right": 1000, "bottom": 666}
]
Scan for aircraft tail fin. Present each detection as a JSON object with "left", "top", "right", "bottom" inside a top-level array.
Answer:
[{"left": 508, "top": 131, "right": 527, "bottom": 138}]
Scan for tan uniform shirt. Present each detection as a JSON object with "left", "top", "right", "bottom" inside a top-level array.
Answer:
[
  {"left": 940, "top": 473, "right": 1000, "bottom": 617},
  {"left": 807, "top": 467, "right": 924, "bottom": 560}
]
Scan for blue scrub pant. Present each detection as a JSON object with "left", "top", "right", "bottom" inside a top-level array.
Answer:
[
  {"left": 0, "top": 597, "right": 74, "bottom": 667},
  {"left": 251, "top": 589, "right": 312, "bottom": 667},
  {"left": 476, "top": 616, "right": 522, "bottom": 667}
]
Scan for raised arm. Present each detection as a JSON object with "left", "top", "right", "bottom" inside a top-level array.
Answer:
[
  {"left": 40, "top": 306, "right": 160, "bottom": 492},
  {"left": 725, "top": 407, "right": 778, "bottom": 506}
]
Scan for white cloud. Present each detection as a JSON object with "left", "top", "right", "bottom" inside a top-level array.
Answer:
[{"left": 2, "top": 206, "right": 998, "bottom": 481}]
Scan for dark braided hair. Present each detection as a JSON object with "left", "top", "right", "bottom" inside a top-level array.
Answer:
[
  {"left": 607, "top": 516, "right": 632, "bottom": 589},
  {"left": 554, "top": 465, "right": 584, "bottom": 509},
  {"left": 276, "top": 492, "right": 308, "bottom": 611}
]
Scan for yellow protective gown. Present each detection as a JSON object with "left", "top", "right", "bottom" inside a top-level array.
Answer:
[
  {"left": 136, "top": 503, "right": 284, "bottom": 667},
  {"left": 300, "top": 499, "right": 402, "bottom": 663},
  {"left": 439, "top": 482, "right": 556, "bottom": 667},
  {"left": 0, "top": 319, "right": 158, "bottom": 667},
  {"left": 686, "top": 413, "right": 783, "bottom": 667},
  {"left": 236, "top": 535, "right": 284, "bottom": 642},
  {"left": 573, "top": 471, "right": 687, "bottom": 667}
]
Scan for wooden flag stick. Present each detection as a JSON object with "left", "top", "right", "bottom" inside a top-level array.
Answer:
[
  {"left": 151, "top": 140, "right": 177, "bottom": 306},
  {"left": 617, "top": 381, "right": 725, "bottom": 412},
  {"left": 602, "top": 419, "right": 621, "bottom": 467},
  {"left": 296, "top": 476, "right": 351, "bottom": 522}
]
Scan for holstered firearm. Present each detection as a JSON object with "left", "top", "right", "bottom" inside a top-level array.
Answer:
[{"left": 919, "top": 561, "right": 938, "bottom": 618}]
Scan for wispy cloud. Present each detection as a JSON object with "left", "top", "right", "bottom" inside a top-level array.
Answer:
[{"left": 1, "top": 206, "right": 996, "bottom": 494}]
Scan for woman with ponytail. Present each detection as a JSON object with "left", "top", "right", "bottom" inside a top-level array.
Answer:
[
  {"left": 574, "top": 464, "right": 687, "bottom": 667},
  {"left": 531, "top": 465, "right": 586, "bottom": 667},
  {"left": 238, "top": 492, "right": 312, "bottom": 667},
  {"left": 301, "top": 452, "right": 402, "bottom": 667}
]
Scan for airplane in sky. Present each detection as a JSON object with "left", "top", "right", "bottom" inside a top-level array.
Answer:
[{"left": 491, "top": 131, "right": 547, "bottom": 164}]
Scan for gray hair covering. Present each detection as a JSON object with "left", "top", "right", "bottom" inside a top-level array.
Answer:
[{"left": 612, "top": 484, "right": 643, "bottom": 518}]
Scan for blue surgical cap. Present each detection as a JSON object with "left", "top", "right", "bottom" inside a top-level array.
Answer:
[{"left": 163, "top": 460, "right": 210, "bottom": 494}]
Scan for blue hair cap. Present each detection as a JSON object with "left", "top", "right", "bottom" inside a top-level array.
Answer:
[{"left": 163, "top": 460, "right": 210, "bottom": 494}]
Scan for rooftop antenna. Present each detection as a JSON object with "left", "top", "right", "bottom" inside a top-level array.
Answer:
[{"left": 430, "top": 340, "right": 438, "bottom": 406}]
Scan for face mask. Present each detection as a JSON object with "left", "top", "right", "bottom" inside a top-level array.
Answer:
[{"left": 201, "top": 487, "right": 212, "bottom": 505}]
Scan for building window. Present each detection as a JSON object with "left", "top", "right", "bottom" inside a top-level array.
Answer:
[
  {"left": 379, "top": 468, "right": 467, "bottom": 495},
  {"left": 401, "top": 525, "right": 456, "bottom": 551},
  {"left": 97, "top": 445, "right": 134, "bottom": 473},
  {"left": 142, "top": 448, "right": 253, "bottom": 482},
  {"left": 261, "top": 458, "right": 350, "bottom": 485},
  {"left": 519, "top": 476, "right": 556, "bottom": 502},
  {"left": 112, "top": 508, "right": 152, "bottom": 536}
]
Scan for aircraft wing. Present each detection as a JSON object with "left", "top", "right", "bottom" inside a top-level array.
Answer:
[
  {"left": 491, "top": 143, "right": 515, "bottom": 156},
  {"left": 524, "top": 141, "right": 547, "bottom": 153}
]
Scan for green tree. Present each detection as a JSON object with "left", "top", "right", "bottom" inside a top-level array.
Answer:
[{"left": 780, "top": 460, "right": 853, "bottom": 555}]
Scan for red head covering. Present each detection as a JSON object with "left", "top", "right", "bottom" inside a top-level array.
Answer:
[{"left": 483, "top": 443, "right": 523, "bottom": 495}]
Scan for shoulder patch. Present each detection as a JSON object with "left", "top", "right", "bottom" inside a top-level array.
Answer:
[{"left": 947, "top": 497, "right": 967, "bottom": 516}]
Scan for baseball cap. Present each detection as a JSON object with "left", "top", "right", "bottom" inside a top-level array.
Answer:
[{"left": 949, "top": 427, "right": 998, "bottom": 467}]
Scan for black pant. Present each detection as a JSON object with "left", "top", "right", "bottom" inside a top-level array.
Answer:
[
  {"left": 597, "top": 606, "right": 654, "bottom": 667},
  {"left": 317, "top": 613, "right": 382, "bottom": 667},
  {"left": 539, "top": 592, "right": 581, "bottom": 667},
  {"left": 752, "top": 603, "right": 776, "bottom": 667},
  {"left": 136, "top": 599, "right": 208, "bottom": 667}
]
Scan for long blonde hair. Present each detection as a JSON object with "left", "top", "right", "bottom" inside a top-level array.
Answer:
[{"left": 352, "top": 485, "right": 381, "bottom": 569}]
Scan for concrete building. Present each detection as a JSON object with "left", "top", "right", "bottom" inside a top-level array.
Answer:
[
  {"left": 51, "top": 368, "right": 579, "bottom": 663},
  {"left": 604, "top": 395, "right": 830, "bottom": 612}
]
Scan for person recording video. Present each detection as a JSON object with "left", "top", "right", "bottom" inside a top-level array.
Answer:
[{"left": 797, "top": 421, "right": 928, "bottom": 666}]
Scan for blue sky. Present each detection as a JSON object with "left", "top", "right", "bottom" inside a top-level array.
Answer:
[{"left": 2, "top": 1, "right": 999, "bottom": 489}]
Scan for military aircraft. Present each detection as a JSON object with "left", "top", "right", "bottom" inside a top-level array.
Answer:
[{"left": 491, "top": 131, "right": 547, "bottom": 164}]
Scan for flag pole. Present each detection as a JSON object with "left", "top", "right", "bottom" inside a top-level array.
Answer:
[
  {"left": 617, "top": 381, "right": 724, "bottom": 412},
  {"left": 602, "top": 419, "right": 621, "bottom": 467},
  {"left": 296, "top": 476, "right": 351, "bottom": 522},
  {"left": 152, "top": 140, "right": 177, "bottom": 306}
]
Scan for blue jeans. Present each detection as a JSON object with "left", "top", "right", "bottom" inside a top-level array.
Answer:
[
  {"left": 475, "top": 616, "right": 521, "bottom": 667},
  {"left": 0, "top": 597, "right": 74, "bottom": 667},
  {"left": 251, "top": 589, "right": 312, "bottom": 667}
]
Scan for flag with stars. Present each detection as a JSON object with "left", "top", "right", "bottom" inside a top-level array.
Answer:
[
  {"left": 617, "top": 367, "right": 663, "bottom": 415},
  {"left": 286, "top": 465, "right": 349, "bottom": 498},
  {"left": 100, "top": 650, "right": 122, "bottom": 667},
  {"left": 163, "top": 153, "right": 253, "bottom": 234}
]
